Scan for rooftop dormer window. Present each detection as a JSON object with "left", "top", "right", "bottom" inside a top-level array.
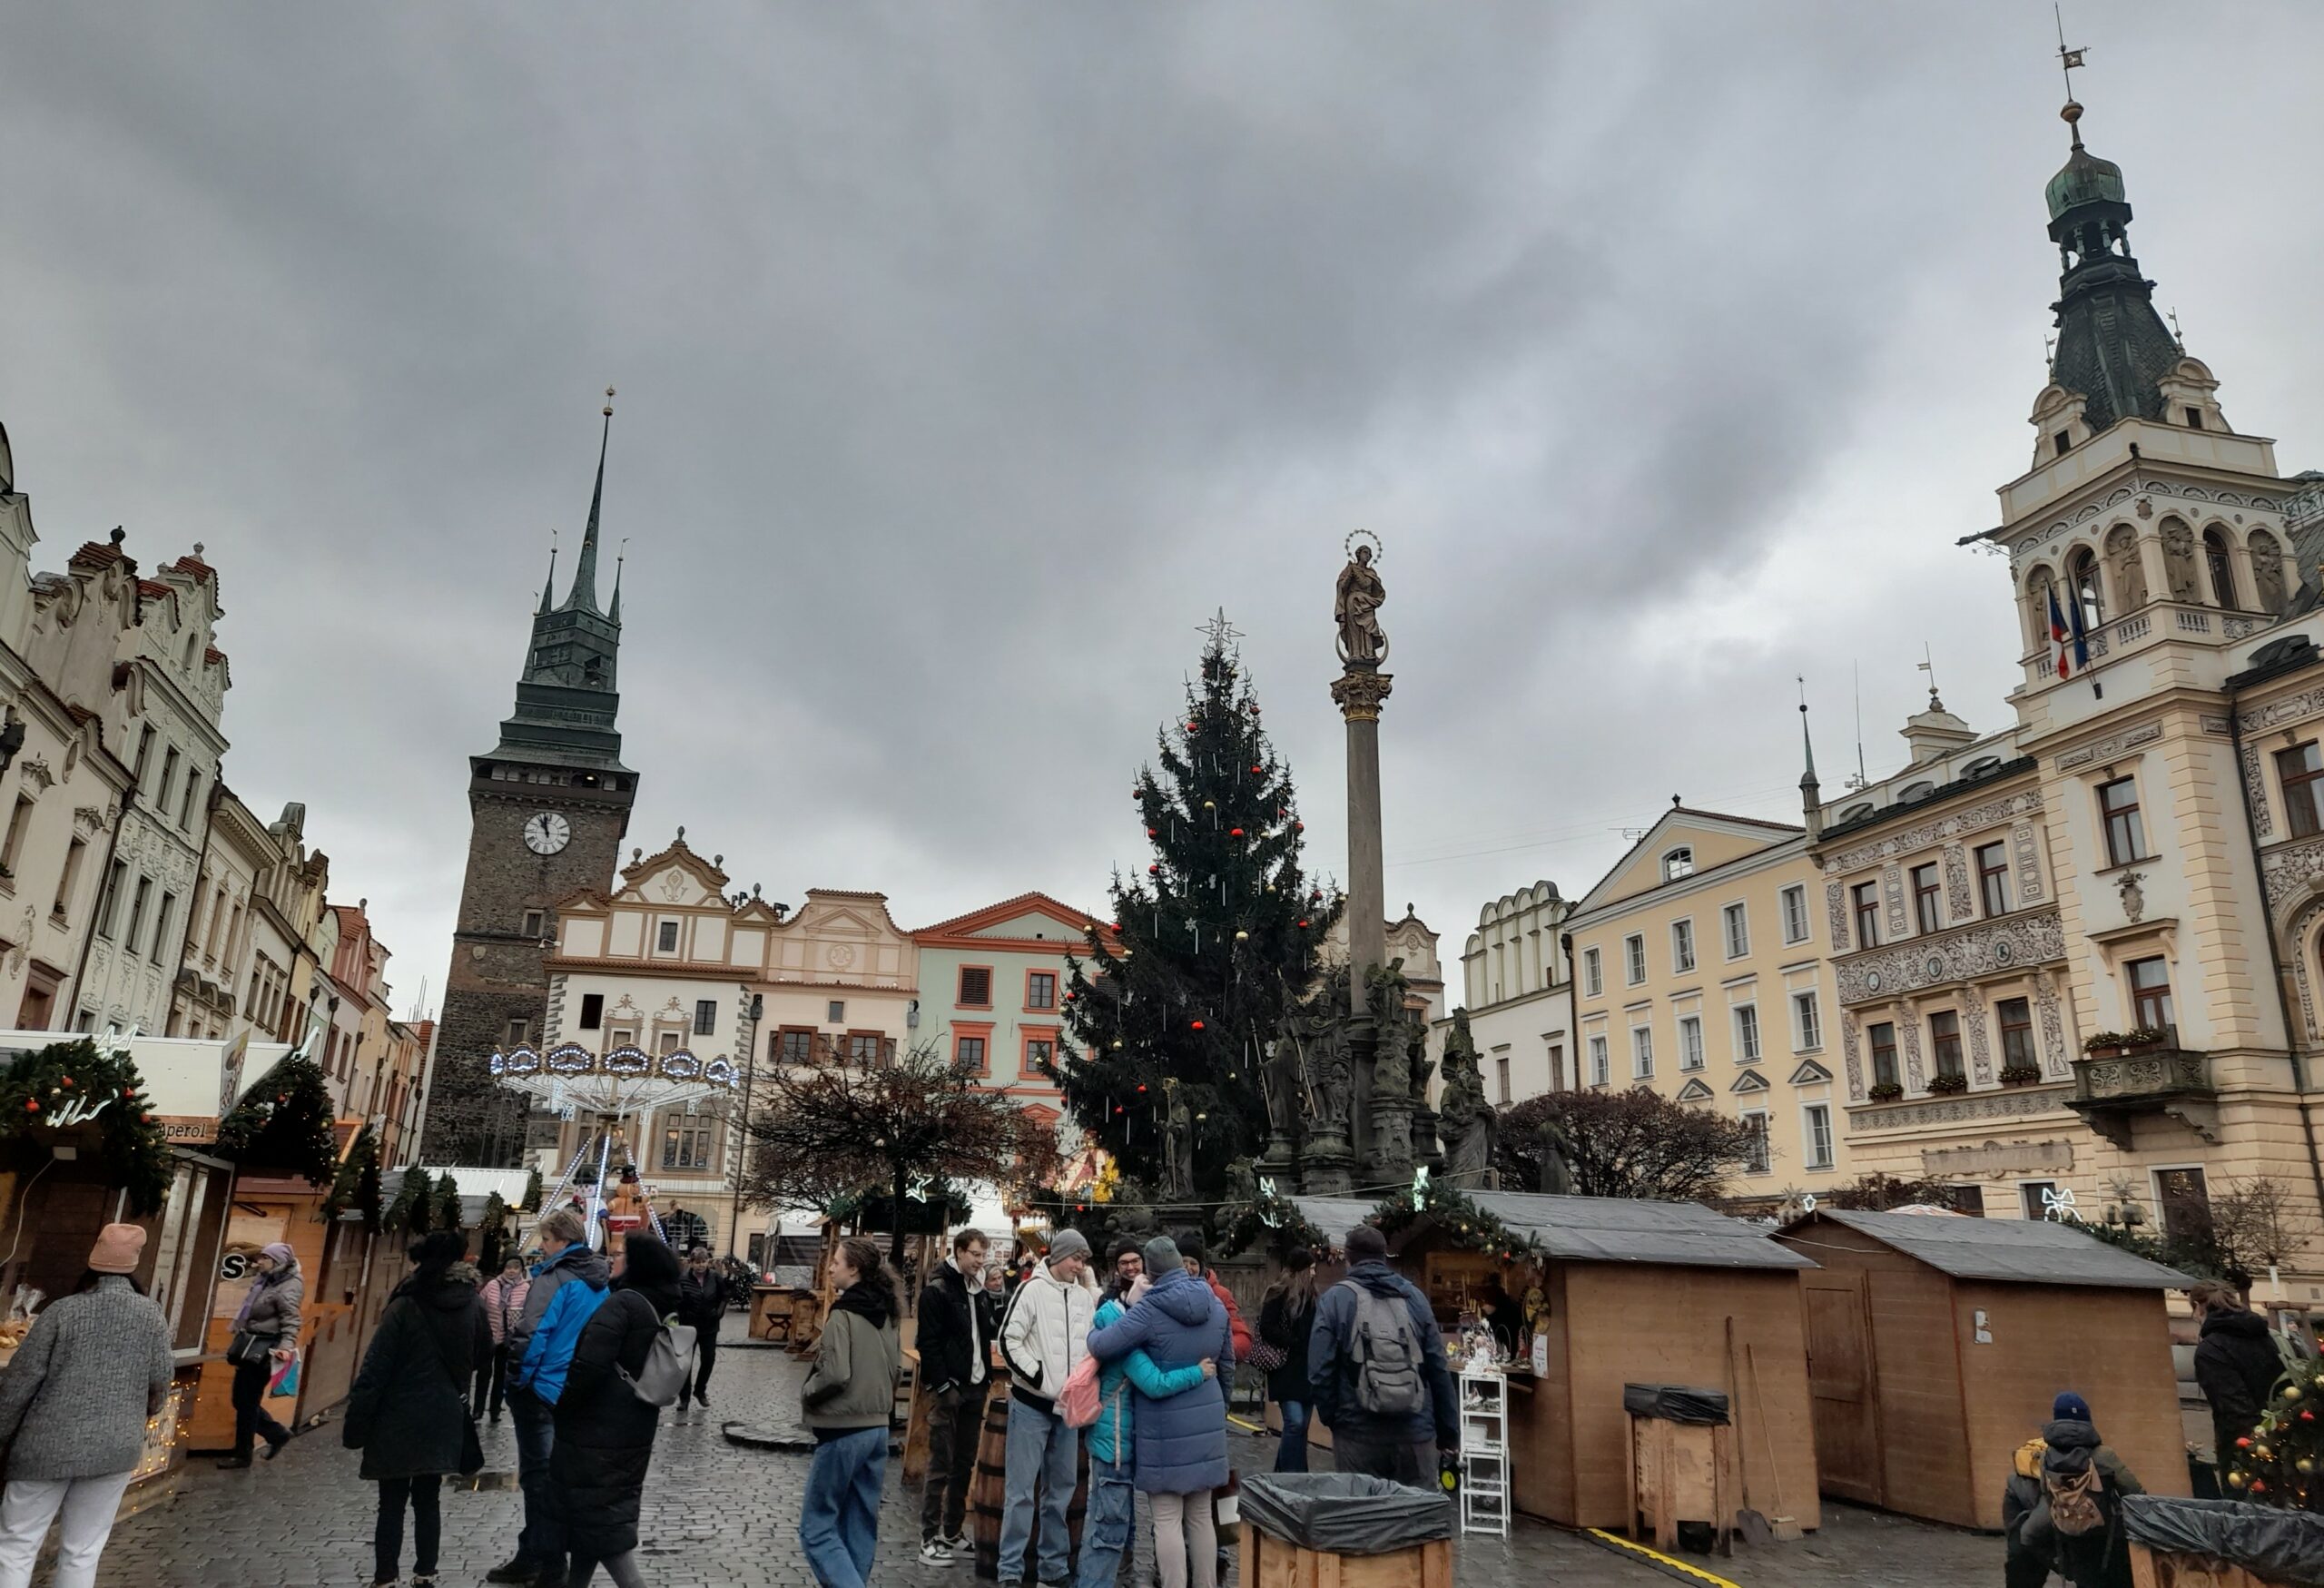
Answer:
[{"left": 1662, "top": 847, "right": 1694, "bottom": 882}]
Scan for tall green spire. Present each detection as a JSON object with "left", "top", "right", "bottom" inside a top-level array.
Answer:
[{"left": 2043, "top": 100, "right": 2181, "bottom": 434}]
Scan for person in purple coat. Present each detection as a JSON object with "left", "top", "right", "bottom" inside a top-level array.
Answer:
[{"left": 1086, "top": 1236, "right": 1234, "bottom": 1588}]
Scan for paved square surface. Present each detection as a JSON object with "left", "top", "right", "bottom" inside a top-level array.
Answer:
[{"left": 85, "top": 1321, "right": 2009, "bottom": 1585}]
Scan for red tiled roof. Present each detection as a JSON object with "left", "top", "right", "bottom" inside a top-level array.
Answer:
[
  {"left": 69, "top": 540, "right": 128, "bottom": 571},
  {"left": 204, "top": 646, "right": 227, "bottom": 666},
  {"left": 136, "top": 579, "right": 172, "bottom": 600},
  {"left": 170, "top": 554, "right": 216, "bottom": 582}
]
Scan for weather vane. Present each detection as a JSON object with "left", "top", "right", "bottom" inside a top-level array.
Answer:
[{"left": 2053, "top": 5, "right": 2086, "bottom": 100}]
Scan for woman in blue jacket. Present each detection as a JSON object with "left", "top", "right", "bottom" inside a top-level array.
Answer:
[
  {"left": 1076, "top": 1270, "right": 1215, "bottom": 1588},
  {"left": 1086, "top": 1236, "right": 1233, "bottom": 1588}
]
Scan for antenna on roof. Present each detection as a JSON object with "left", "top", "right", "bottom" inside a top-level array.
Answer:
[{"left": 1846, "top": 660, "right": 1870, "bottom": 791}]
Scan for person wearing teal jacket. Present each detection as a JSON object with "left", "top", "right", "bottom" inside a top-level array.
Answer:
[{"left": 1076, "top": 1277, "right": 1216, "bottom": 1588}]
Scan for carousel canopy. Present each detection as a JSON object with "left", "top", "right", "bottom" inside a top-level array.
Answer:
[{"left": 488, "top": 1041, "right": 741, "bottom": 1118}]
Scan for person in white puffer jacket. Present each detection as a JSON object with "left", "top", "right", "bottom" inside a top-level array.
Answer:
[{"left": 995, "top": 1230, "right": 1097, "bottom": 1588}]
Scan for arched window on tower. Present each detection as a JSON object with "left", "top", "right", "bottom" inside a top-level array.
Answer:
[
  {"left": 2204, "top": 528, "right": 2239, "bottom": 609},
  {"left": 2069, "top": 547, "right": 2105, "bottom": 632}
]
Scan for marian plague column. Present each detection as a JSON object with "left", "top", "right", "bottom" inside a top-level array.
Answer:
[{"left": 1329, "top": 533, "right": 1405, "bottom": 1179}]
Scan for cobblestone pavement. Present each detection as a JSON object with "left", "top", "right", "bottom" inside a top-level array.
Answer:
[{"left": 90, "top": 1322, "right": 2007, "bottom": 1586}]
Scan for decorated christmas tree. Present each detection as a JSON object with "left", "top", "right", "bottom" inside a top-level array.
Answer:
[
  {"left": 0, "top": 1037, "right": 172, "bottom": 1216},
  {"left": 2222, "top": 1364, "right": 2324, "bottom": 1508},
  {"left": 320, "top": 1124, "right": 383, "bottom": 1230},
  {"left": 215, "top": 1053, "right": 338, "bottom": 1185},
  {"left": 1054, "top": 616, "right": 1344, "bottom": 1199},
  {"left": 386, "top": 1167, "right": 435, "bottom": 1234}
]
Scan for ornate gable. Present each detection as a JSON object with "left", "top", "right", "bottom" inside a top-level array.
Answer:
[
  {"left": 1788, "top": 1059, "right": 1833, "bottom": 1086},
  {"left": 1730, "top": 1069, "right": 1770, "bottom": 1095},
  {"left": 1675, "top": 1078, "right": 1715, "bottom": 1103}
]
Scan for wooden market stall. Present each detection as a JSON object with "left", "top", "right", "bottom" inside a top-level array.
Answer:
[
  {"left": 1772, "top": 1208, "right": 2192, "bottom": 1529},
  {"left": 1295, "top": 1190, "right": 1824, "bottom": 1534}
]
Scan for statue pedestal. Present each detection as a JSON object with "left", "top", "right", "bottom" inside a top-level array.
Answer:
[
  {"left": 1369, "top": 1097, "right": 1415, "bottom": 1189},
  {"left": 1298, "top": 1136, "right": 1354, "bottom": 1198},
  {"left": 1410, "top": 1105, "right": 1443, "bottom": 1178}
]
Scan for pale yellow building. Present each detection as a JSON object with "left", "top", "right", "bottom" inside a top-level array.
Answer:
[{"left": 1566, "top": 807, "right": 1843, "bottom": 1198}]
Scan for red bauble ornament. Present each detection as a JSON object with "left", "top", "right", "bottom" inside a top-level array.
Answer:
[
  {"left": 2240, "top": 1437, "right": 2256, "bottom": 1449},
  {"left": 123, "top": 1087, "right": 135, "bottom": 1098},
  {"left": 2253, "top": 1479, "right": 2270, "bottom": 1494},
  {"left": 22, "top": 1100, "right": 35, "bottom": 1113},
  {"left": 276, "top": 1094, "right": 287, "bottom": 1103},
  {"left": 1137, "top": 1084, "right": 1147, "bottom": 1092},
  {"left": 1230, "top": 828, "right": 1246, "bottom": 838},
  {"left": 1297, "top": 919, "right": 1311, "bottom": 929},
  {"left": 59, "top": 1076, "right": 72, "bottom": 1087},
  {"left": 1147, "top": 864, "right": 1160, "bottom": 875},
  {"left": 2304, "top": 1409, "right": 2317, "bottom": 1423},
  {"left": 1147, "top": 827, "right": 1158, "bottom": 838},
  {"left": 1186, "top": 721, "right": 1199, "bottom": 732},
  {"left": 141, "top": 1112, "right": 153, "bottom": 1122},
  {"left": 1295, "top": 821, "right": 1305, "bottom": 833},
  {"left": 1190, "top": 1020, "right": 1206, "bottom": 1031},
  {"left": 1250, "top": 764, "right": 1263, "bottom": 774}
]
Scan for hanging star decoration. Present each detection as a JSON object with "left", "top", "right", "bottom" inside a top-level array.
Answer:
[{"left": 1199, "top": 608, "right": 1244, "bottom": 651}]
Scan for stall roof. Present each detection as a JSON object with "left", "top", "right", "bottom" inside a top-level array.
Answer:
[
  {"left": 1787, "top": 1208, "right": 2196, "bottom": 1288},
  {"left": 1292, "top": 1191, "right": 1819, "bottom": 1272}
]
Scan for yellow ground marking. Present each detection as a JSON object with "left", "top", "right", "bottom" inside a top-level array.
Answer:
[{"left": 1582, "top": 1528, "right": 1744, "bottom": 1588}]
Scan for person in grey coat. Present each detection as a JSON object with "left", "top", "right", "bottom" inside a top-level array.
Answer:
[
  {"left": 0, "top": 1223, "right": 175, "bottom": 1588},
  {"left": 223, "top": 1240, "right": 303, "bottom": 1466}
]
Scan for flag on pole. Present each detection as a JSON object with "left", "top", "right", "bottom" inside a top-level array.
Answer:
[{"left": 2048, "top": 587, "right": 2087, "bottom": 679}]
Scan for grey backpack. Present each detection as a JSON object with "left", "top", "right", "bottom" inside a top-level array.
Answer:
[
  {"left": 620, "top": 1304, "right": 699, "bottom": 1407},
  {"left": 1343, "top": 1281, "right": 1424, "bottom": 1420}
]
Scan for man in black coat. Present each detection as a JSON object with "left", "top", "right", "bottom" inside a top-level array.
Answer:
[
  {"left": 2191, "top": 1281, "right": 2285, "bottom": 1471},
  {"left": 917, "top": 1227, "right": 996, "bottom": 1566},
  {"left": 675, "top": 1245, "right": 728, "bottom": 1410}
]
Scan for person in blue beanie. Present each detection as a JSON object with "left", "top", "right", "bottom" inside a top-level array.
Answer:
[{"left": 2008, "top": 1391, "right": 2143, "bottom": 1588}]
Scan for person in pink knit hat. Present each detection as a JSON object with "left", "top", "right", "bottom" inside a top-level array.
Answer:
[{"left": 0, "top": 1222, "right": 174, "bottom": 1588}]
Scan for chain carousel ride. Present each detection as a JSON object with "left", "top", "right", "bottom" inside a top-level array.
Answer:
[{"left": 488, "top": 1041, "right": 742, "bottom": 1247}]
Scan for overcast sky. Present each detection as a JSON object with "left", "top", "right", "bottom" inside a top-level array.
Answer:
[{"left": 5, "top": 4, "right": 2321, "bottom": 1014}]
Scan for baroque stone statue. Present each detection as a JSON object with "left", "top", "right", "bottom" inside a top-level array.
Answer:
[
  {"left": 1263, "top": 1018, "right": 1309, "bottom": 1145},
  {"left": 1163, "top": 1080, "right": 1194, "bottom": 1199},
  {"left": 1308, "top": 1020, "right": 1354, "bottom": 1137},
  {"left": 1536, "top": 1113, "right": 1575, "bottom": 1196},
  {"left": 1365, "top": 958, "right": 1413, "bottom": 1097},
  {"left": 1439, "top": 1010, "right": 1496, "bottom": 1183},
  {"left": 1335, "top": 543, "right": 1387, "bottom": 664}
]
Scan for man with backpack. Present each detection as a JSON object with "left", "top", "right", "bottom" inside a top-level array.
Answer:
[
  {"left": 1306, "top": 1226, "right": 1457, "bottom": 1485},
  {"left": 2014, "top": 1392, "right": 2143, "bottom": 1588}
]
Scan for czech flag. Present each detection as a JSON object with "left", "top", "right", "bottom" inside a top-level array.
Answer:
[{"left": 2048, "top": 587, "right": 2087, "bottom": 680}]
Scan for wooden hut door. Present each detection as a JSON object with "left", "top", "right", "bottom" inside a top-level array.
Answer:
[{"left": 1803, "top": 1273, "right": 1883, "bottom": 1505}]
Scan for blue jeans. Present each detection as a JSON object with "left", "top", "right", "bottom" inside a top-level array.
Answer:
[
  {"left": 999, "top": 1396, "right": 1079, "bottom": 1585},
  {"left": 1074, "top": 1458, "right": 1136, "bottom": 1588},
  {"left": 800, "top": 1426, "right": 888, "bottom": 1588},
  {"left": 507, "top": 1386, "right": 562, "bottom": 1572},
  {"left": 1274, "top": 1400, "right": 1312, "bottom": 1474}
]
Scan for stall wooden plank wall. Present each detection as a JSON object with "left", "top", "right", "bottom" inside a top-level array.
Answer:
[
  {"left": 1953, "top": 1279, "right": 2186, "bottom": 1527},
  {"left": 1509, "top": 1266, "right": 1575, "bottom": 1522},
  {"left": 1552, "top": 1266, "right": 1820, "bottom": 1533}
]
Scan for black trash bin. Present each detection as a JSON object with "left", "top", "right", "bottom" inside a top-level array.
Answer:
[{"left": 1239, "top": 1473, "right": 1452, "bottom": 1557}]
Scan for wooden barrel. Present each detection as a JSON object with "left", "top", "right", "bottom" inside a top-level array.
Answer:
[{"left": 967, "top": 1385, "right": 1094, "bottom": 1582}]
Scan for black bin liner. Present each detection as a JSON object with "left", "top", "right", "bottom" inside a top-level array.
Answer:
[
  {"left": 1238, "top": 1474, "right": 1452, "bottom": 1556},
  {"left": 2122, "top": 1495, "right": 2324, "bottom": 1583},
  {"left": 1622, "top": 1384, "right": 1730, "bottom": 1425}
]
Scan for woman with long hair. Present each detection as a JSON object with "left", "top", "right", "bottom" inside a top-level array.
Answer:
[
  {"left": 1256, "top": 1248, "right": 1321, "bottom": 1473},
  {"left": 344, "top": 1229, "right": 489, "bottom": 1588},
  {"left": 798, "top": 1236, "right": 902, "bottom": 1588},
  {"left": 554, "top": 1232, "right": 683, "bottom": 1588},
  {"left": 222, "top": 1241, "right": 302, "bottom": 1466},
  {"left": 0, "top": 1225, "right": 173, "bottom": 1588}
]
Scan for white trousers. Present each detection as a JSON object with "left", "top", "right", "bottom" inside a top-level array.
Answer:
[{"left": 0, "top": 1471, "right": 136, "bottom": 1588}]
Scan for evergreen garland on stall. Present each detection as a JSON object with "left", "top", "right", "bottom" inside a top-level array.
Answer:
[
  {"left": 478, "top": 1192, "right": 510, "bottom": 1273},
  {"left": 215, "top": 1054, "right": 338, "bottom": 1185},
  {"left": 1054, "top": 620, "right": 1345, "bottom": 1198},
  {"left": 1373, "top": 1178, "right": 1543, "bottom": 1265},
  {"left": 320, "top": 1124, "right": 383, "bottom": 1230},
  {"left": 0, "top": 1037, "right": 172, "bottom": 1217},
  {"left": 385, "top": 1167, "right": 435, "bottom": 1234},
  {"left": 518, "top": 1166, "right": 543, "bottom": 1214},
  {"left": 432, "top": 1172, "right": 464, "bottom": 1236},
  {"left": 2222, "top": 1366, "right": 2324, "bottom": 1507}
]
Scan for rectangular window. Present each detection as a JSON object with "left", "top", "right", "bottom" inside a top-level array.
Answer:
[
  {"left": 1679, "top": 1016, "right": 1705, "bottom": 1071},
  {"left": 0, "top": 796, "right": 32, "bottom": 878},
  {"left": 2156, "top": 1167, "right": 2211, "bottom": 1240},
  {"left": 662, "top": 1119, "right": 712, "bottom": 1171},
  {"left": 1026, "top": 972, "right": 1057, "bottom": 1011},
  {"left": 1803, "top": 1104, "right": 1834, "bottom": 1170},
  {"left": 2099, "top": 777, "right": 2146, "bottom": 867},
  {"left": 1624, "top": 934, "right": 1646, "bottom": 985},
  {"left": 846, "top": 1031, "right": 882, "bottom": 1066},
  {"left": 1869, "top": 1021, "right": 1899, "bottom": 1090},
  {"left": 651, "top": 920, "right": 677, "bottom": 953},
  {"left": 178, "top": 771, "right": 200, "bottom": 829},
  {"left": 1781, "top": 884, "right": 1809, "bottom": 945},
  {"left": 776, "top": 1028, "right": 813, "bottom": 1063},
  {"left": 1496, "top": 1054, "right": 1512, "bottom": 1103},
  {"left": 959, "top": 966, "right": 992, "bottom": 1008},
  {"left": 1589, "top": 1035, "right": 1610, "bottom": 1087},
  {"left": 1998, "top": 998, "right": 2035, "bottom": 1070},
  {"left": 955, "top": 1035, "right": 988, "bottom": 1071},
  {"left": 1976, "top": 841, "right": 2012, "bottom": 917},
  {"left": 132, "top": 726, "right": 154, "bottom": 784},
  {"left": 2282, "top": 744, "right": 2324, "bottom": 839},
  {"left": 52, "top": 838, "right": 85, "bottom": 922},
  {"left": 1631, "top": 1027, "right": 1653, "bottom": 1080},
  {"left": 1583, "top": 948, "right": 1603, "bottom": 998},
  {"left": 95, "top": 861, "right": 126, "bottom": 940},
  {"left": 1721, "top": 902, "right": 1749, "bottom": 959},
  {"left": 152, "top": 892, "right": 174, "bottom": 961},
  {"left": 579, "top": 993, "right": 605, "bottom": 1031},
  {"left": 1741, "top": 1112, "right": 1771, "bottom": 1175},
  {"left": 1734, "top": 1004, "right": 1761, "bottom": 1062},
  {"left": 657, "top": 1030, "right": 682, "bottom": 1056},
  {"left": 1912, "top": 863, "right": 1942, "bottom": 935},
  {"left": 826, "top": 1001, "right": 845, "bottom": 1023},
  {"left": 1792, "top": 990, "right": 1821, "bottom": 1051},
  {"left": 1852, "top": 883, "right": 1881, "bottom": 948},
  {"left": 1024, "top": 1037, "right": 1055, "bottom": 1075},
  {"left": 156, "top": 746, "right": 178, "bottom": 806},
  {"left": 2020, "top": 1180, "right": 2057, "bottom": 1220},
  {"left": 506, "top": 1017, "right": 532, "bottom": 1047},
  {"left": 1930, "top": 1010, "right": 1965, "bottom": 1080},
  {"left": 2128, "top": 956, "right": 2175, "bottom": 1032},
  {"left": 1670, "top": 920, "right": 1696, "bottom": 974},
  {"left": 694, "top": 999, "right": 717, "bottom": 1036},
  {"left": 522, "top": 909, "right": 546, "bottom": 938}
]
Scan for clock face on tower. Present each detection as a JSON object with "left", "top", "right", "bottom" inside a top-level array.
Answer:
[{"left": 523, "top": 812, "right": 572, "bottom": 855}]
